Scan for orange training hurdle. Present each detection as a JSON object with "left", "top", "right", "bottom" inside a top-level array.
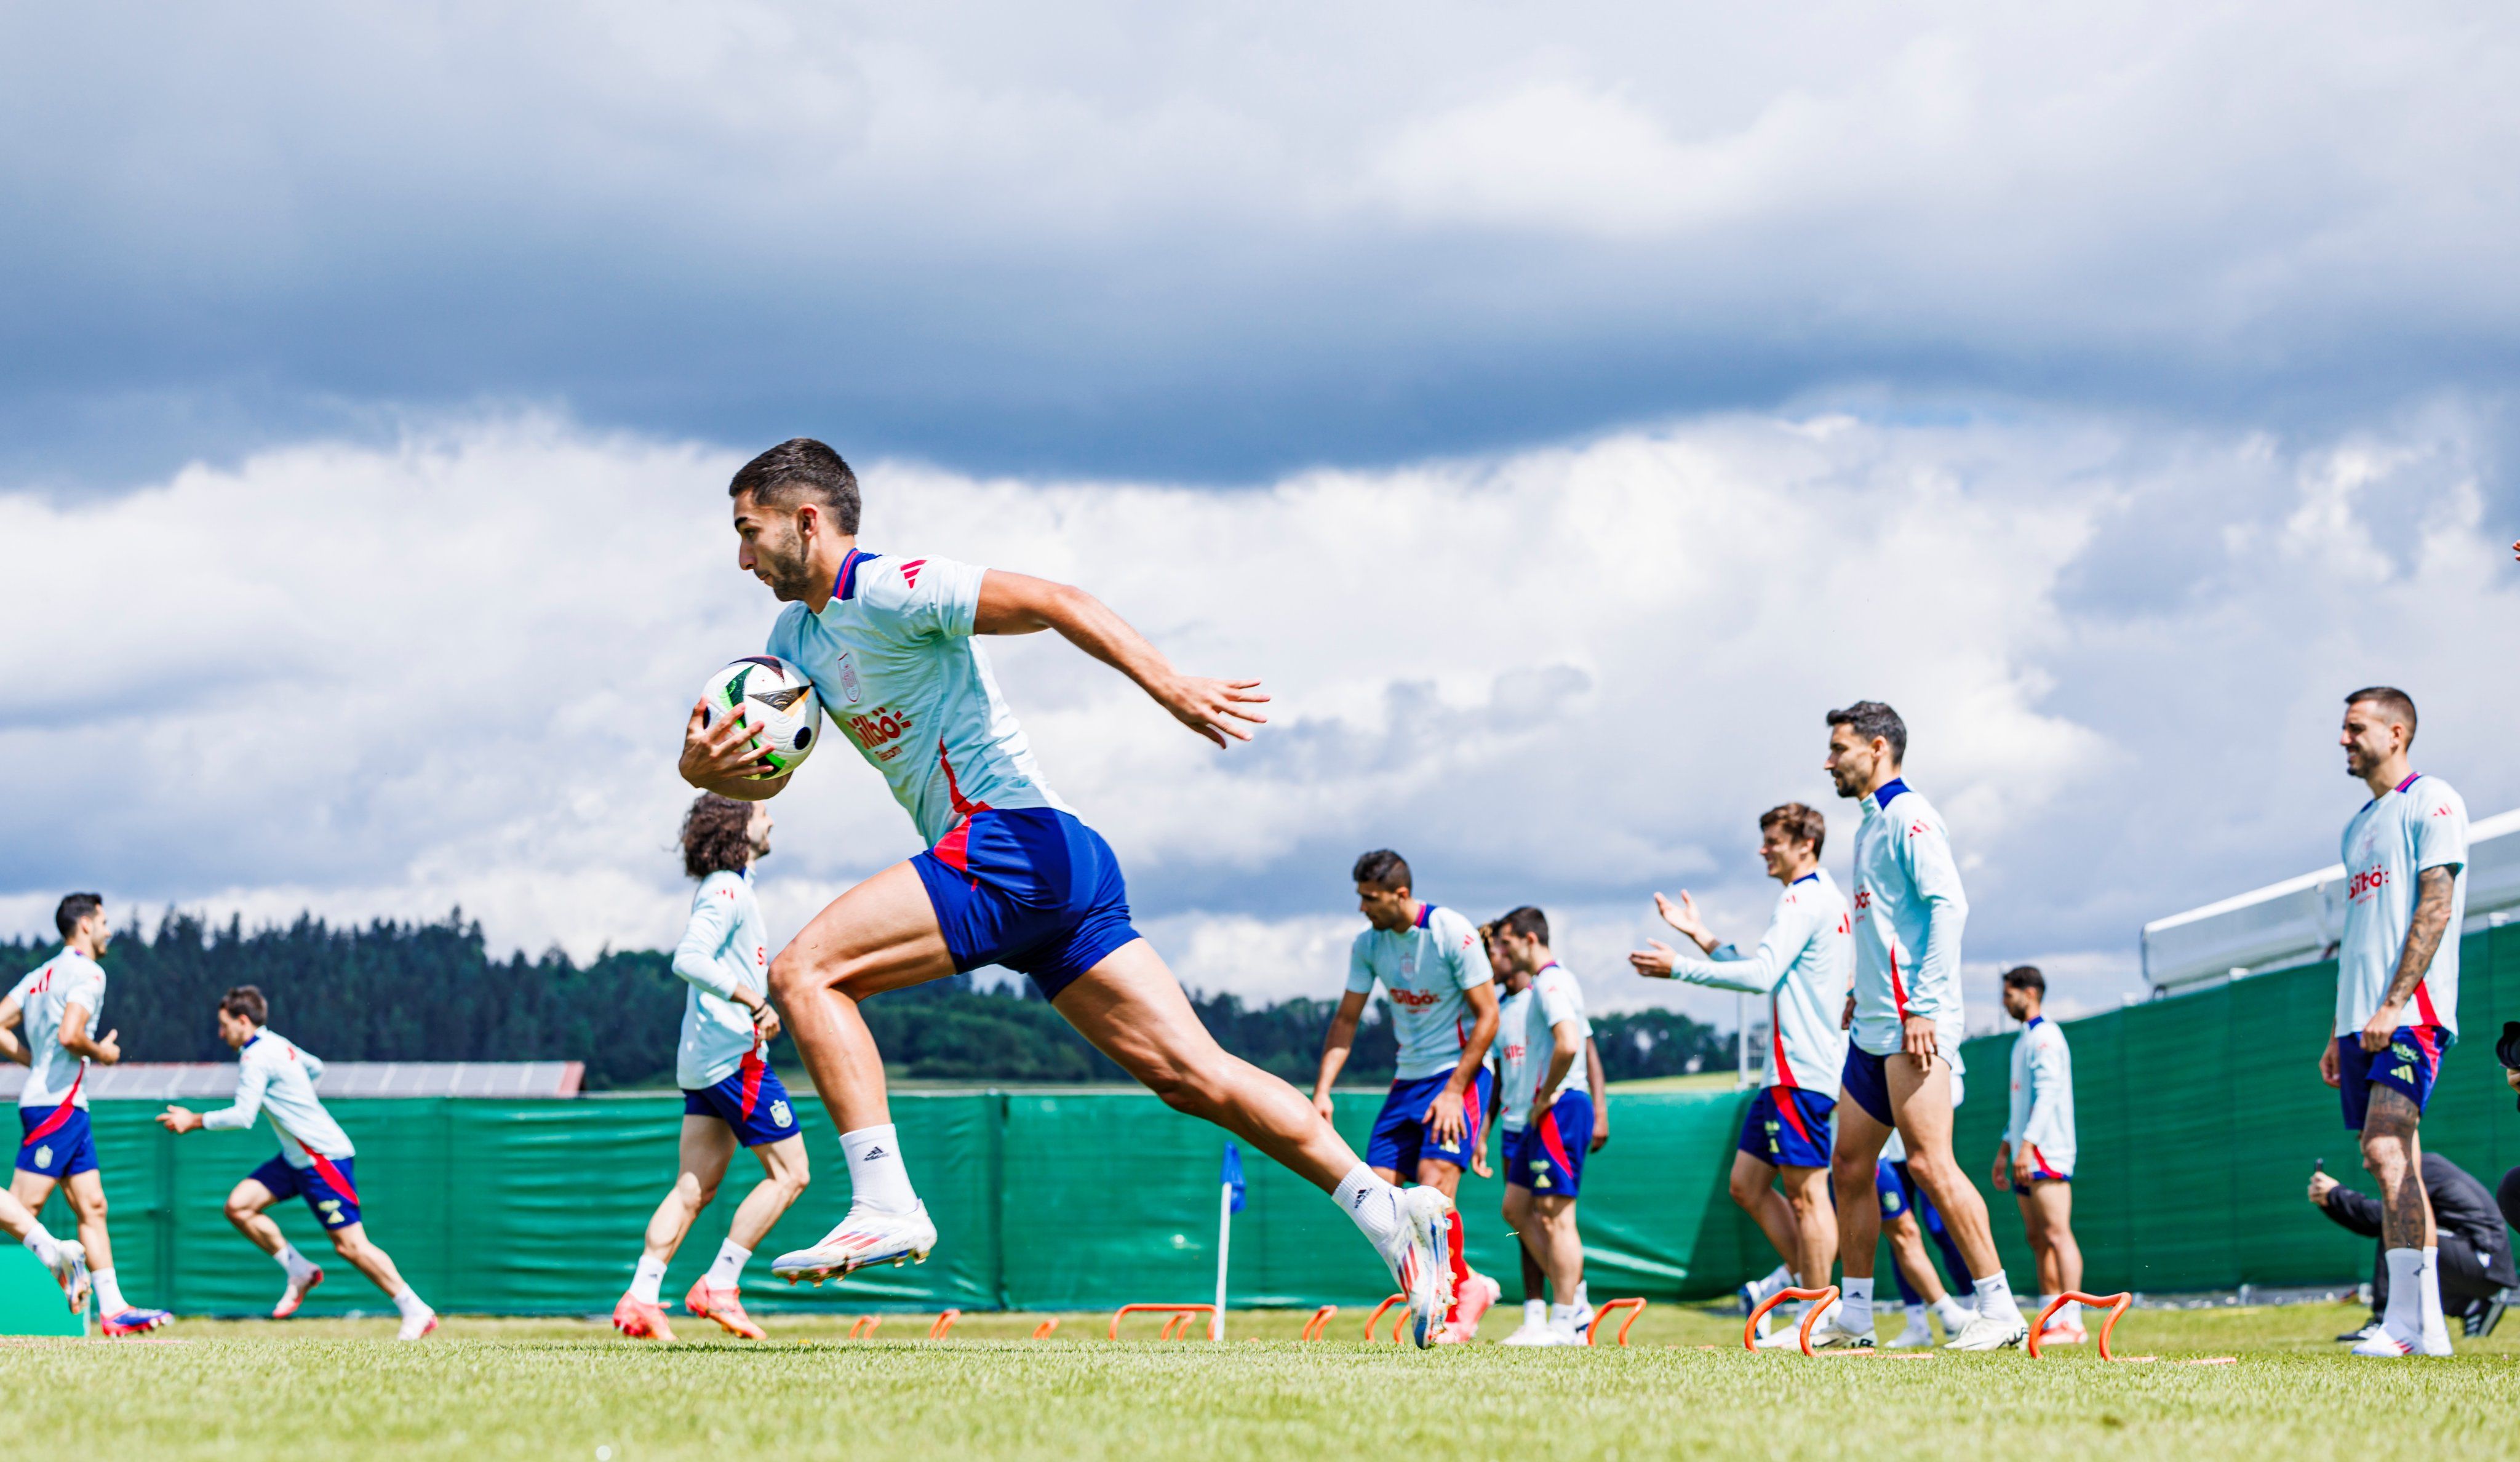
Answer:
[
  {"left": 2028, "top": 1292, "right": 2132, "bottom": 1360},
  {"left": 848, "top": 1315, "right": 883, "bottom": 1340},
  {"left": 1030, "top": 1317, "right": 1060, "bottom": 1339},
  {"left": 927, "top": 1310, "right": 962, "bottom": 1340},
  {"left": 1362, "top": 1293, "right": 1407, "bottom": 1342},
  {"left": 1743, "top": 1285, "right": 1840, "bottom": 1356},
  {"left": 1301, "top": 1305, "right": 1338, "bottom": 1341},
  {"left": 1108, "top": 1303, "right": 1217, "bottom": 1341},
  {"left": 1587, "top": 1297, "right": 1648, "bottom": 1346}
]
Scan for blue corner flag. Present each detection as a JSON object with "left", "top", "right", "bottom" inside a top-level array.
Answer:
[{"left": 1221, "top": 1141, "right": 1246, "bottom": 1213}]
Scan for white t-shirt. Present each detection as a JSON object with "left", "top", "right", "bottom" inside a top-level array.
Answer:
[
  {"left": 672, "top": 868, "right": 772, "bottom": 1090},
  {"left": 1659, "top": 870, "right": 1851, "bottom": 1094},
  {"left": 1849, "top": 780, "right": 1968, "bottom": 1072},
  {"left": 1520, "top": 961, "right": 1592, "bottom": 1109},
  {"left": 1346, "top": 903, "right": 1493, "bottom": 1081},
  {"left": 2005, "top": 1016, "right": 2075, "bottom": 1175},
  {"left": 7, "top": 949, "right": 105, "bottom": 1112},
  {"left": 765, "top": 548, "right": 1071, "bottom": 847},
  {"left": 1489, "top": 984, "right": 1534, "bottom": 1133},
  {"left": 2335, "top": 772, "right": 2469, "bottom": 1039},
  {"left": 199, "top": 1029, "right": 356, "bottom": 1165}
]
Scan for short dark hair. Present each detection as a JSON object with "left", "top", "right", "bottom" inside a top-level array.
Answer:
[
  {"left": 2345, "top": 686, "right": 2418, "bottom": 746},
  {"left": 1826, "top": 700, "right": 1907, "bottom": 762},
  {"left": 1352, "top": 849, "right": 1411, "bottom": 891},
  {"left": 1494, "top": 906, "right": 1549, "bottom": 944},
  {"left": 682, "top": 794, "right": 756, "bottom": 879},
  {"left": 2001, "top": 965, "right": 2045, "bottom": 995},
  {"left": 1759, "top": 801, "right": 1828, "bottom": 858},
  {"left": 730, "top": 437, "right": 862, "bottom": 533},
  {"left": 220, "top": 985, "right": 269, "bottom": 1026},
  {"left": 54, "top": 893, "right": 102, "bottom": 940}
]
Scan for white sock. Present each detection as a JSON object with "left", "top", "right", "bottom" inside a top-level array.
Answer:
[
  {"left": 1571, "top": 1281, "right": 1589, "bottom": 1312},
  {"left": 2417, "top": 1246, "right": 2449, "bottom": 1349},
  {"left": 2041, "top": 1294, "right": 2079, "bottom": 1325},
  {"left": 1839, "top": 1276, "right": 1874, "bottom": 1334},
  {"left": 93, "top": 1268, "right": 127, "bottom": 1316},
  {"left": 1932, "top": 1293, "right": 1972, "bottom": 1328},
  {"left": 274, "top": 1242, "right": 317, "bottom": 1282},
  {"left": 2381, "top": 1248, "right": 2422, "bottom": 1338},
  {"left": 841, "top": 1124, "right": 919, "bottom": 1215},
  {"left": 629, "top": 1254, "right": 667, "bottom": 1305},
  {"left": 1973, "top": 1269, "right": 2019, "bottom": 1320},
  {"left": 1522, "top": 1298, "right": 1546, "bottom": 1325},
  {"left": 1904, "top": 1301, "right": 1929, "bottom": 1328},
  {"left": 703, "top": 1239, "right": 752, "bottom": 1289},
  {"left": 1332, "top": 1165, "right": 1407, "bottom": 1248},
  {"left": 20, "top": 1223, "right": 58, "bottom": 1269},
  {"left": 391, "top": 1285, "right": 429, "bottom": 1319},
  {"left": 1549, "top": 1302, "right": 1581, "bottom": 1328}
]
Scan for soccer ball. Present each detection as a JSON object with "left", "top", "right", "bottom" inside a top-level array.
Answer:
[{"left": 701, "top": 656, "right": 823, "bottom": 778}]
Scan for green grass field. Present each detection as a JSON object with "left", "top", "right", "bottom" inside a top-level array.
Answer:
[{"left": 5, "top": 1301, "right": 2514, "bottom": 1459}]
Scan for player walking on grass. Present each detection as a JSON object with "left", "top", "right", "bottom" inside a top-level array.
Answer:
[
  {"left": 1312, "top": 851, "right": 1502, "bottom": 1343},
  {"left": 1630, "top": 801, "right": 1848, "bottom": 1348},
  {"left": 1993, "top": 965, "right": 2083, "bottom": 1346},
  {"left": 2325, "top": 686, "right": 2466, "bottom": 1358},
  {"left": 157, "top": 986, "right": 437, "bottom": 1340},
  {"left": 679, "top": 439, "right": 1456, "bottom": 1345},
  {"left": 0, "top": 893, "right": 167, "bottom": 1336},
  {"left": 1488, "top": 908, "right": 1595, "bottom": 1344},
  {"left": 614, "top": 794, "right": 812, "bottom": 1342},
  {"left": 1804, "top": 702, "right": 2027, "bottom": 1351}
]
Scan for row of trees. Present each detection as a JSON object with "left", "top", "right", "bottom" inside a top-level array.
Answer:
[{"left": 1, "top": 913, "right": 1731, "bottom": 1090}]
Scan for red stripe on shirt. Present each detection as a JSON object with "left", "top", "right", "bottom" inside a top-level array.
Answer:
[{"left": 19, "top": 1069, "right": 82, "bottom": 1146}]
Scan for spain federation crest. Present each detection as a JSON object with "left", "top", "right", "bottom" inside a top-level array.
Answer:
[{"left": 837, "top": 652, "right": 862, "bottom": 705}]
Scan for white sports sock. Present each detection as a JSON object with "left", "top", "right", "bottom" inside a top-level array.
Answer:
[
  {"left": 1932, "top": 1293, "right": 1972, "bottom": 1329},
  {"left": 391, "top": 1285, "right": 429, "bottom": 1319},
  {"left": 1904, "top": 1302, "right": 1928, "bottom": 1327},
  {"left": 20, "top": 1223, "right": 58, "bottom": 1269},
  {"left": 2417, "top": 1246, "right": 2449, "bottom": 1351},
  {"left": 1571, "top": 1281, "right": 1589, "bottom": 1312},
  {"left": 629, "top": 1254, "right": 667, "bottom": 1305},
  {"left": 1332, "top": 1165, "right": 1407, "bottom": 1248},
  {"left": 1839, "top": 1276, "right": 1873, "bottom": 1334},
  {"left": 1973, "top": 1269, "right": 2020, "bottom": 1320},
  {"left": 1521, "top": 1299, "right": 1546, "bottom": 1325},
  {"left": 93, "top": 1268, "right": 127, "bottom": 1316},
  {"left": 1549, "top": 1302, "right": 1582, "bottom": 1331},
  {"left": 704, "top": 1239, "right": 752, "bottom": 1289},
  {"left": 274, "top": 1242, "right": 317, "bottom": 1282},
  {"left": 2380, "top": 1248, "right": 2422, "bottom": 1340},
  {"left": 841, "top": 1124, "right": 919, "bottom": 1215}
]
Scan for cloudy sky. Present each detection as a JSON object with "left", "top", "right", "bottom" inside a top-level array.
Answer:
[{"left": 6, "top": 2, "right": 2517, "bottom": 1030}]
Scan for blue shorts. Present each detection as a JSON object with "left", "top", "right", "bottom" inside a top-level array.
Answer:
[
  {"left": 1367, "top": 1068, "right": 1491, "bottom": 1175},
  {"left": 912, "top": 807, "right": 1142, "bottom": 1000},
  {"left": 250, "top": 1153, "right": 363, "bottom": 1231},
  {"left": 1508, "top": 1090, "right": 1593, "bottom": 1197},
  {"left": 1874, "top": 1159, "right": 1909, "bottom": 1218},
  {"left": 16, "top": 1106, "right": 97, "bottom": 1180},
  {"left": 1739, "top": 1087, "right": 1835, "bottom": 1169},
  {"left": 1841, "top": 1045, "right": 1895, "bottom": 1125},
  {"left": 682, "top": 1057, "right": 803, "bottom": 1148},
  {"left": 2337, "top": 1025, "right": 2446, "bottom": 1131}
]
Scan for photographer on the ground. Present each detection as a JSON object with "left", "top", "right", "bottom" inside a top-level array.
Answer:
[{"left": 2311, "top": 1151, "right": 2513, "bottom": 1341}]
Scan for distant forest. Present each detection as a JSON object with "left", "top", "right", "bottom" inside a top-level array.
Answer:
[{"left": 1, "top": 913, "right": 1732, "bottom": 1092}]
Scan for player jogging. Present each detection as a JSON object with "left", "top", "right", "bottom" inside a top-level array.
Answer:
[
  {"left": 0, "top": 893, "right": 167, "bottom": 1336},
  {"left": 157, "top": 986, "right": 437, "bottom": 1340},
  {"left": 1630, "top": 801, "right": 1848, "bottom": 1347},
  {"left": 1488, "top": 907, "right": 1596, "bottom": 1344},
  {"left": 2326, "top": 686, "right": 2466, "bottom": 1357},
  {"left": 1804, "top": 702, "right": 2027, "bottom": 1351},
  {"left": 1312, "top": 851, "right": 1502, "bottom": 1343},
  {"left": 1993, "top": 965, "right": 2083, "bottom": 1346},
  {"left": 613, "top": 794, "right": 811, "bottom": 1342},
  {"left": 677, "top": 439, "right": 1454, "bottom": 1344}
]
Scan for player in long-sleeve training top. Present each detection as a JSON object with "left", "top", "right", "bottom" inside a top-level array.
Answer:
[
  {"left": 158, "top": 985, "right": 436, "bottom": 1340},
  {"left": 613, "top": 794, "right": 811, "bottom": 1342},
  {"left": 2, "top": 892, "right": 167, "bottom": 1336},
  {"left": 1806, "top": 701, "right": 2027, "bottom": 1351},
  {"left": 1993, "top": 966, "right": 2083, "bottom": 1346},
  {"left": 1631, "top": 801, "right": 1849, "bottom": 1346},
  {"left": 2324, "top": 685, "right": 2468, "bottom": 1357}
]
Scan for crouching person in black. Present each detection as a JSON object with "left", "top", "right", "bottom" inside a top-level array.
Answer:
[{"left": 2312, "top": 1152, "right": 2515, "bottom": 1341}]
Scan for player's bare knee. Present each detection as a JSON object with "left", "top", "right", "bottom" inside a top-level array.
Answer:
[{"left": 1727, "top": 1167, "right": 1763, "bottom": 1208}]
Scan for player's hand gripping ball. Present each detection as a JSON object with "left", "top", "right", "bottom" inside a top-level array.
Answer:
[{"left": 702, "top": 657, "right": 823, "bottom": 778}]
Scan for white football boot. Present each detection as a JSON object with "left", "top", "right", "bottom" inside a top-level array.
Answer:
[
  {"left": 1944, "top": 1309, "right": 2031, "bottom": 1351},
  {"left": 50, "top": 1239, "right": 89, "bottom": 1315},
  {"left": 397, "top": 1306, "right": 439, "bottom": 1341},
  {"left": 2349, "top": 1324, "right": 2419, "bottom": 1357},
  {"left": 772, "top": 1201, "right": 939, "bottom": 1284},
  {"left": 1801, "top": 1300, "right": 1876, "bottom": 1351},
  {"left": 1369, "top": 1185, "right": 1454, "bottom": 1349},
  {"left": 1753, "top": 1304, "right": 1817, "bottom": 1349},
  {"left": 1500, "top": 1300, "right": 1553, "bottom": 1346}
]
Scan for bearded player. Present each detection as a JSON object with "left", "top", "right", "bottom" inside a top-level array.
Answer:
[{"left": 677, "top": 439, "right": 1454, "bottom": 1344}]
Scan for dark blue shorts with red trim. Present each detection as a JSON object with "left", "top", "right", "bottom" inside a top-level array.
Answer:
[
  {"left": 912, "top": 807, "right": 1142, "bottom": 1000},
  {"left": 1366, "top": 1068, "right": 1491, "bottom": 1175},
  {"left": 1508, "top": 1090, "right": 1593, "bottom": 1197},
  {"left": 16, "top": 1105, "right": 97, "bottom": 1179},
  {"left": 250, "top": 1153, "right": 363, "bottom": 1230},
  {"left": 2336, "top": 1023, "right": 2447, "bottom": 1131},
  {"left": 683, "top": 1057, "right": 802, "bottom": 1148},
  {"left": 1739, "top": 1085, "right": 1835, "bottom": 1168}
]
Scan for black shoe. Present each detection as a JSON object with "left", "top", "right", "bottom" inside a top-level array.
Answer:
[
  {"left": 2465, "top": 1291, "right": 2510, "bottom": 1339},
  {"left": 2337, "top": 1319, "right": 2385, "bottom": 1344}
]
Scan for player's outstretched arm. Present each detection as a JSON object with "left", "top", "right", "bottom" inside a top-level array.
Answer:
[
  {"left": 677, "top": 699, "right": 791, "bottom": 801},
  {"left": 974, "top": 570, "right": 1267, "bottom": 747},
  {"left": 1311, "top": 989, "right": 1369, "bottom": 1124}
]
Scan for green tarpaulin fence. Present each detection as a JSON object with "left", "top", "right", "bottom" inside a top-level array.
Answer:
[{"left": 2, "top": 924, "right": 2514, "bottom": 1325}]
